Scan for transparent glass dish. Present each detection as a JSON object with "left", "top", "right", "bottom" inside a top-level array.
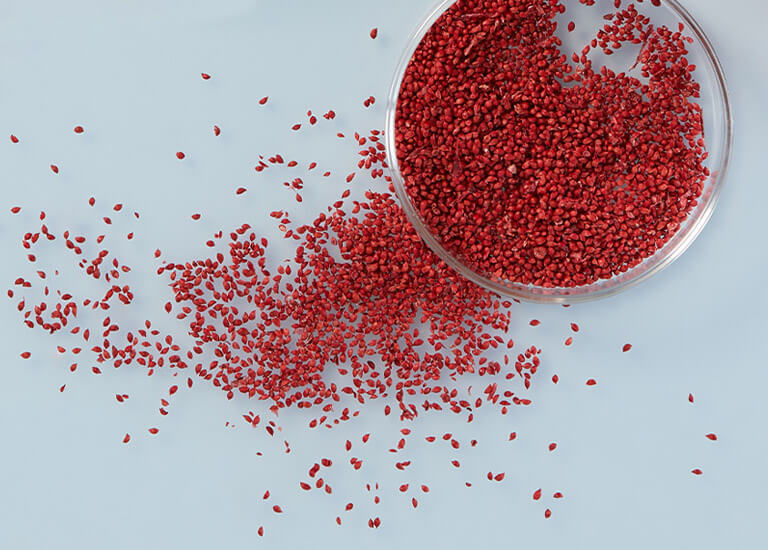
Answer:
[{"left": 385, "top": 0, "right": 733, "bottom": 304}]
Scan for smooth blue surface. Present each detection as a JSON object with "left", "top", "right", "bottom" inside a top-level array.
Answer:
[{"left": 0, "top": 1, "right": 766, "bottom": 549}]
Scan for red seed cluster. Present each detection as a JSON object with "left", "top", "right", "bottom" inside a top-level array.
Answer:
[{"left": 395, "top": 0, "right": 709, "bottom": 287}]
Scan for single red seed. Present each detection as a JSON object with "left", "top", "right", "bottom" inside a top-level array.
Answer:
[
  {"left": 586, "top": 379, "right": 597, "bottom": 386},
  {"left": 568, "top": 21, "right": 575, "bottom": 32},
  {"left": 258, "top": 527, "right": 263, "bottom": 537},
  {"left": 529, "top": 320, "right": 540, "bottom": 327},
  {"left": 213, "top": 125, "right": 221, "bottom": 136},
  {"left": 50, "top": 164, "right": 59, "bottom": 174},
  {"left": 622, "top": 343, "right": 633, "bottom": 352},
  {"left": 10, "top": 134, "right": 19, "bottom": 143},
  {"left": 10, "top": 206, "right": 21, "bottom": 214},
  {"left": 549, "top": 442, "right": 557, "bottom": 451},
  {"left": 544, "top": 509, "right": 552, "bottom": 519},
  {"left": 691, "top": 469, "right": 703, "bottom": 475},
  {"left": 570, "top": 323, "right": 579, "bottom": 333},
  {"left": 705, "top": 433, "right": 717, "bottom": 441},
  {"left": 176, "top": 152, "right": 185, "bottom": 160},
  {"left": 148, "top": 428, "right": 159, "bottom": 434},
  {"left": 508, "top": 432, "right": 517, "bottom": 441},
  {"left": 236, "top": 187, "right": 247, "bottom": 195},
  {"left": 259, "top": 96, "right": 268, "bottom": 105},
  {"left": 552, "top": 374, "right": 559, "bottom": 384},
  {"left": 533, "top": 489, "right": 542, "bottom": 500},
  {"left": 123, "top": 433, "right": 131, "bottom": 443},
  {"left": 553, "top": 492, "right": 563, "bottom": 499},
  {"left": 74, "top": 126, "right": 84, "bottom": 134},
  {"left": 272, "top": 505, "right": 283, "bottom": 513},
  {"left": 688, "top": 393, "right": 695, "bottom": 403},
  {"left": 201, "top": 73, "right": 211, "bottom": 80},
  {"left": 370, "top": 28, "right": 378, "bottom": 39}
]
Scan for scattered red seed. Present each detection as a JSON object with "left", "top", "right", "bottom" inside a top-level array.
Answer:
[
  {"left": 688, "top": 393, "right": 695, "bottom": 403},
  {"left": 148, "top": 428, "right": 159, "bottom": 434},
  {"left": 10, "top": 206, "right": 21, "bottom": 214},
  {"left": 272, "top": 505, "right": 283, "bottom": 513},
  {"left": 213, "top": 125, "right": 221, "bottom": 136},
  {"left": 586, "top": 379, "right": 597, "bottom": 386},
  {"left": 50, "top": 164, "right": 59, "bottom": 174},
  {"left": 176, "top": 152, "right": 185, "bottom": 160},
  {"left": 533, "top": 488, "right": 542, "bottom": 501},
  {"left": 622, "top": 343, "right": 633, "bottom": 352},
  {"left": 201, "top": 73, "right": 211, "bottom": 80},
  {"left": 691, "top": 469, "right": 703, "bottom": 475},
  {"left": 10, "top": 134, "right": 19, "bottom": 143},
  {"left": 705, "top": 433, "right": 717, "bottom": 441},
  {"left": 74, "top": 126, "right": 84, "bottom": 134},
  {"left": 370, "top": 28, "right": 378, "bottom": 39},
  {"left": 529, "top": 320, "right": 540, "bottom": 327},
  {"left": 508, "top": 432, "right": 517, "bottom": 441},
  {"left": 123, "top": 433, "right": 131, "bottom": 443},
  {"left": 259, "top": 96, "right": 269, "bottom": 105},
  {"left": 544, "top": 508, "right": 552, "bottom": 519},
  {"left": 236, "top": 187, "right": 247, "bottom": 195},
  {"left": 548, "top": 442, "right": 557, "bottom": 451}
]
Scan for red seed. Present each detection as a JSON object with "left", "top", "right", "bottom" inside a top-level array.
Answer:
[
  {"left": 176, "top": 151, "right": 185, "bottom": 160},
  {"left": 421, "top": 485, "right": 429, "bottom": 493},
  {"left": 508, "top": 432, "right": 517, "bottom": 441},
  {"left": 552, "top": 374, "right": 559, "bottom": 383},
  {"left": 564, "top": 337, "right": 573, "bottom": 346},
  {"left": 533, "top": 488, "right": 542, "bottom": 500},
  {"left": 691, "top": 469, "right": 703, "bottom": 475},
  {"left": 123, "top": 433, "right": 131, "bottom": 443},
  {"left": 236, "top": 187, "right": 247, "bottom": 195},
  {"left": 20, "top": 352, "right": 31, "bottom": 359},
  {"left": 622, "top": 343, "right": 632, "bottom": 352},
  {"left": 201, "top": 73, "right": 211, "bottom": 80},
  {"left": 553, "top": 492, "right": 563, "bottom": 499},
  {"left": 586, "top": 379, "right": 597, "bottom": 386},
  {"left": 10, "top": 134, "right": 19, "bottom": 143},
  {"left": 213, "top": 125, "right": 221, "bottom": 136},
  {"left": 549, "top": 442, "right": 557, "bottom": 451},
  {"left": 257, "top": 527, "right": 263, "bottom": 537},
  {"left": 370, "top": 28, "right": 378, "bottom": 39},
  {"left": 705, "top": 433, "right": 717, "bottom": 441},
  {"left": 50, "top": 164, "right": 59, "bottom": 174},
  {"left": 544, "top": 509, "right": 552, "bottom": 519},
  {"left": 568, "top": 21, "right": 575, "bottom": 32},
  {"left": 259, "top": 96, "right": 269, "bottom": 105},
  {"left": 148, "top": 428, "right": 159, "bottom": 434},
  {"left": 570, "top": 323, "right": 579, "bottom": 332},
  {"left": 272, "top": 505, "right": 283, "bottom": 513},
  {"left": 412, "top": 498, "right": 418, "bottom": 508},
  {"left": 529, "top": 319, "right": 540, "bottom": 326},
  {"left": 74, "top": 126, "right": 84, "bottom": 134},
  {"left": 688, "top": 393, "right": 695, "bottom": 403},
  {"left": 10, "top": 206, "right": 21, "bottom": 214}
]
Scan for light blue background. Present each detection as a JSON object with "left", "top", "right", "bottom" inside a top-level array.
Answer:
[{"left": 0, "top": 1, "right": 766, "bottom": 548}]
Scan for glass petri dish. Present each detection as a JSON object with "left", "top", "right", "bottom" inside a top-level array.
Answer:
[{"left": 385, "top": 0, "right": 733, "bottom": 304}]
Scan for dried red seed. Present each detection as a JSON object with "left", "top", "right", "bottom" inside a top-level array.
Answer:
[
  {"left": 201, "top": 73, "right": 211, "bottom": 80},
  {"left": 705, "top": 433, "right": 717, "bottom": 441},
  {"left": 412, "top": 498, "right": 418, "bottom": 508},
  {"left": 544, "top": 509, "right": 552, "bottom": 519},
  {"left": 568, "top": 21, "right": 575, "bottom": 32},
  {"left": 622, "top": 344, "right": 633, "bottom": 352},
  {"left": 20, "top": 352, "right": 31, "bottom": 359},
  {"left": 213, "top": 125, "right": 221, "bottom": 136},
  {"left": 176, "top": 152, "right": 185, "bottom": 160},
  {"left": 257, "top": 527, "right": 263, "bottom": 537},
  {"left": 570, "top": 323, "right": 580, "bottom": 333},
  {"left": 688, "top": 393, "right": 695, "bottom": 403},
  {"left": 50, "top": 164, "right": 59, "bottom": 174},
  {"left": 10, "top": 134, "right": 19, "bottom": 143},
  {"left": 236, "top": 187, "right": 247, "bottom": 195},
  {"left": 552, "top": 374, "right": 559, "bottom": 383},
  {"left": 272, "top": 505, "right": 282, "bottom": 513},
  {"left": 258, "top": 96, "right": 268, "bottom": 105},
  {"left": 533, "top": 488, "right": 542, "bottom": 500},
  {"left": 548, "top": 442, "right": 557, "bottom": 451},
  {"left": 586, "top": 379, "right": 597, "bottom": 386},
  {"left": 10, "top": 206, "right": 21, "bottom": 214},
  {"left": 74, "top": 126, "right": 84, "bottom": 134},
  {"left": 691, "top": 469, "right": 703, "bottom": 475},
  {"left": 508, "top": 432, "right": 517, "bottom": 441},
  {"left": 123, "top": 433, "right": 131, "bottom": 443},
  {"left": 529, "top": 320, "right": 540, "bottom": 327},
  {"left": 370, "top": 28, "right": 378, "bottom": 39},
  {"left": 148, "top": 428, "right": 159, "bottom": 434},
  {"left": 553, "top": 492, "right": 563, "bottom": 499}
]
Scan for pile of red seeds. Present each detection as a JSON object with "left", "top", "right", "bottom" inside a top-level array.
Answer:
[
  {"left": 395, "top": 0, "right": 709, "bottom": 287},
  {"left": 5, "top": 0, "right": 720, "bottom": 534}
]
